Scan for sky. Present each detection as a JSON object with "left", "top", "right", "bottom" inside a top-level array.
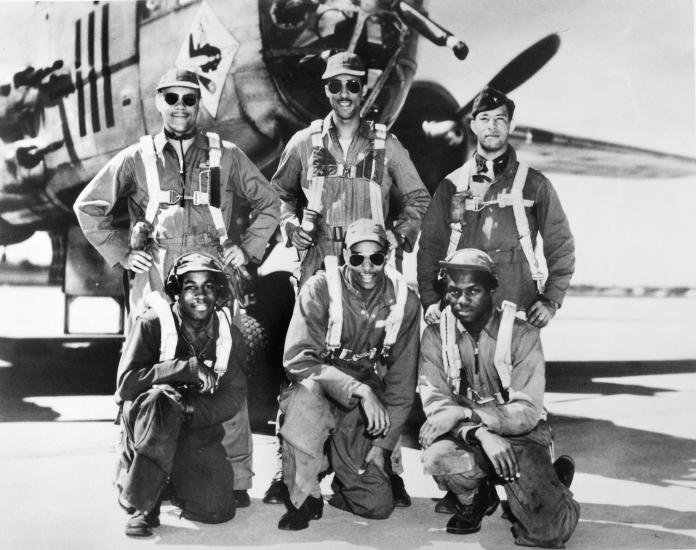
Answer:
[{"left": 2, "top": 0, "right": 696, "bottom": 286}]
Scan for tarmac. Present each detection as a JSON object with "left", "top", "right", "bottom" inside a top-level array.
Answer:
[{"left": 0, "top": 286, "right": 695, "bottom": 550}]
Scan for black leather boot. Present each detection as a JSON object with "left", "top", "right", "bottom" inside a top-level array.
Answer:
[
  {"left": 277, "top": 495, "right": 324, "bottom": 531},
  {"left": 446, "top": 481, "right": 499, "bottom": 535}
]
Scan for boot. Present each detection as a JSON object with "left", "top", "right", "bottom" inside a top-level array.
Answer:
[
  {"left": 234, "top": 489, "right": 251, "bottom": 508},
  {"left": 434, "top": 491, "right": 459, "bottom": 514},
  {"left": 390, "top": 474, "right": 412, "bottom": 507},
  {"left": 446, "top": 481, "right": 499, "bottom": 535},
  {"left": 263, "top": 476, "right": 288, "bottom": 504},
  {"left": 553, "top": 455, "right": 575, "bottom": 488},
  {"left": 278, "top": 495, "right": 324, "bottom": 531}
]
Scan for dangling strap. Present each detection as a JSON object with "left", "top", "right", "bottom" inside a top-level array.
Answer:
[
  {"left": 304, "top": 120, "right": 326, "bottom": 222},
  {"left": 140, "top": 136, "right": 164, "bottom": 226},
  {"left": 381, "top": 265, "right": 408, "bottom": 354},
  {"left": 439, "top": 305, "right": 463, "bottom": 394},
  {"left": 509, "top": 162, "right": 544, "bottom": 293},
  {"left": 324, "top": 256, "right": 343, "bottom": 350},
  {"left": 446, "top": 160, "right": 475, "bottom": 257},
  {"left": 214, "top": 306, "right": 233, "bottom": 378},
  {"left": 368, "top": 123, "right": 387, "bottom": 225},
  {"left": 143, "top": 292, "right": 178, "bottom": 361},
  {"left": 493, "top": 300, "right": 517, "bottom": 390},
  {"left": 204, "top": 132, "right": 227, "bottom": 245}
]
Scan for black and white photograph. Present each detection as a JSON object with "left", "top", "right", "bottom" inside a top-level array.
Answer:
[{"left": 0, "top": 1, "right": 694, "bottom": 549}]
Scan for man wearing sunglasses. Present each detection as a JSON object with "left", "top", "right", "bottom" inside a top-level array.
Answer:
[
  {"left": 276, "top": 219, "right": 421, "bottom": 530},
  {"left": 271, "top": 50, "right": 430, "bottom": 287},
  {"left": 418, "top": 248, "right": 579, "bottom": 547},
  {"left": 417, "top": 87, "right": 574, "bottom": 333},
  {"left": 74, "top": 67, "right": 279, "bottom": 511},
  {"left": 75, "top": 67, "right": 279, "bottom": 318}
]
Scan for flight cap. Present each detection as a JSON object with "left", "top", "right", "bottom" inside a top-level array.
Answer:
[
  {"left": 344, "top": 218, "right": 388, "bottom": 250},
  {"left": 439, "top": 248, "right": 498, "bottom": 287},
  {"left": 472, "top": 86, "right": 515, "bottom": 119},
  {"left": 322, "top": 51, "right": 366, "bottom": 80},
  {"left": 171, "top": 252, "right": 225, "bottom": 277},
  {"left": 156, "top": 68, "right": 200, "bottom": 91}
]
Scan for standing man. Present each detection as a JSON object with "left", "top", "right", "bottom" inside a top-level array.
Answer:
[
  {"left": 417, "top": 87, "right": 574, "bottom": 329},
  {"left": 268, "top": 51, "right": 430, "bottom": 505},
  {"left": 74, "top": 67, "right": 279, "bottom": 317},
  {"left": 418, "top": 248, "right": 580, "bottom": 547},
  {"left": 116, "top": 253, "right": 247, "bottom": 536},
  {"left": 277, "top": 219, "right": 421, "bottom": 530},
  {"left": 272, "top": 50, "right": 430, "bottom": 285},
  {"left": 74, "top": 67, "right": 280, "bottom": 508}
]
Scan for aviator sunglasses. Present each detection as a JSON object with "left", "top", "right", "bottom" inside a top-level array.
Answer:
[
  {"left": 348, "top": 252, "right": 386, "bottom": 267},
  {"left": 162, "top": 92, "right": 199, "bottom": 107},
  {"left": 326, "top": 78, "right": 362, "bottom": 95}
]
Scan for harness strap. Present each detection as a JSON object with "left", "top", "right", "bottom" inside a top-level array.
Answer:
[
  {"left": 324, "top": 256, "right": 343, "bottom": 350},
  {"left": 143, "top": 292, "right": 179, "bottom": 361},
  {"left": 464, "top": 195, "right": 534, "bottom": 211},
  {"left": 203, "top": 132, "right": 227, "bottom": 245},
  {"left": 493, "top": 300, "right": 516, "bottom": 390},
  {"left": 214, "top": 307, "right": 233, "bottom": 378},
  {"left": 510, "top": 162, "right": 544, "bottom": 292},
  {"left": 140, "top": 136, "right": 163, "bottom": 226},
  {"left": 382, "top": 264, "right": 407, "bottom": 353},
  {"left": 440, "top": 306, "right": 463, "bottom": 395}
]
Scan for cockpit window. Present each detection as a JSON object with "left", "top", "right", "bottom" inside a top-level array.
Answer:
[{"left": 260, "top": 0, "right": 419, "bottom": 127}]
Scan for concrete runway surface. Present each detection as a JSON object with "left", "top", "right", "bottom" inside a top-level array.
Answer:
[{"left": 0, "top": 286, "right": 695, "bottom": 550}]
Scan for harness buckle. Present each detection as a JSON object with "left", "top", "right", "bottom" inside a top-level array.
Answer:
[
  {"left": 159, "top": 189, "right": 183, "bottom": 205},
  {"left": 193, "top": 190, "right": 210, "bottom": 206},
  {"left": 464, "top": 197, "right": 484, "bottom": 212}
]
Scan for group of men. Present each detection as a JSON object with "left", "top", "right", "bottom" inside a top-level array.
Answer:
[{"left": 74, "top": 50, "right": 579, "bottom": 547}]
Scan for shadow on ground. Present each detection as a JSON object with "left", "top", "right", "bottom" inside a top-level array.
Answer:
[{"left": 110, "top": 497, "right": 696, "bottom": 550}]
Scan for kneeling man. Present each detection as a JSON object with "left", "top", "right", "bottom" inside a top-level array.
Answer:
[
  {"left": 418, "top": 248, "right": 579, "bottom": 548},
  {"left": 278, "top": 219, "right": 421, "bottom": 529},
  {"left": 116, "top": 253, "right": 247, "bottom": 536}
]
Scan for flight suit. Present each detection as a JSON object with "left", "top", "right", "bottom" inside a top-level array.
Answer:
[
  {"left": 418, "top": 309, "right": 580, "bottom": 547},
  {"left": 280, "top": 267, "right": 421, "bottom": 518},
  {"left": 272, "top": 114, "right": 430, "bottom": 286},
  {"left": 417, "top": 146, "right": 574, "bottom": 312},
  {"left": 116, "top": 305, "right": 247, "bottom": 522}
]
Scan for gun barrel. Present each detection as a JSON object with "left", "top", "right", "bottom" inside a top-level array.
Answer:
[{"left": 397, "top": 2, "right": 468, "bottom": 60}]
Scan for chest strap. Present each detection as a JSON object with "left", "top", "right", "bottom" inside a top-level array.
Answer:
[
  {"left": 138, "top": 133, "right": 226, "bottom": 245},
  {"left": 439, "top": 301, "right": 517, "bottom": 398},
  {"left": 143, "top": 292, "right": 232, "bottom": 378},
  {"left": 305, "top": 119, "right": 387, "bottom": 230},
  {"left": 324, "top": 255, "right": 407, "bottom": 358},
  {"left": 447, "top": 159, "right": 543, "bottom": 292}
]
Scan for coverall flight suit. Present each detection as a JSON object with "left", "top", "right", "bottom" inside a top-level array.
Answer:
[
  {"left": 116, "top": 304, "right": 247, "bottom": 523},
  {"left": 280, "top": 267, "right": 420, "bottom": 518},
  {"left": 418, "top": 308, "right": 580, "bottom": 547},
  {"left": 417, "top": 146, "right": 574, "bottom": 312}
]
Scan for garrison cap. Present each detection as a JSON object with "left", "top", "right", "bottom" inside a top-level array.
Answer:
[
  {"left": 156, "top": 68, "right": 200, "bottom": 91},
  {"left": 322, "top": 51, "right": 366, "bottom": 80},
  {"left": 344, "top": 218, "right": 388, "bottom": 250},
  {"left": 439, "top": 248, "right": 498, "bottom": 286},
  {"left": 472, "top": 87, "right": 515, "bottom": 119}
]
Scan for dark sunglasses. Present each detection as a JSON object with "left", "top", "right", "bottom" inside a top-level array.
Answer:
[
  {"left": 162, "top": 92, "right": 199, "bottom": 107},
  {"left": 326, "top": 78, "right": 362, "bottom": 95},
  {"left": 348, "top": 252, "right": 385, "bottom": 267}
]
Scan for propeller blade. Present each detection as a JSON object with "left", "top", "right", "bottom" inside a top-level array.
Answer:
[{"left": 457, "top": 33, "right": 561, "bottom": 118}]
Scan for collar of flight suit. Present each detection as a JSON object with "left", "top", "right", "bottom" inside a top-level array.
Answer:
[
  {"left": 152, "top": 129, "right": 210, "bottom": 156},
  {"left": 321, "top": 113, "right": 379, "bottom": 141}
]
